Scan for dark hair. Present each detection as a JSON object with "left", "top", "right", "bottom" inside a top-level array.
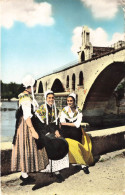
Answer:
[
  {"left": 18, "top": 84, "right": 25, "bottom": 93},
  {"left": 46, "top": 92, "right": 54, "bottom": 98},
  {"left": 67, "top": 96, "right": 75, "bottom": 102}
]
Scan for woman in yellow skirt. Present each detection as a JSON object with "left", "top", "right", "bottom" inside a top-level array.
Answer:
[{"left": 60, "top": 93, "right": 93, "bottom": 174}]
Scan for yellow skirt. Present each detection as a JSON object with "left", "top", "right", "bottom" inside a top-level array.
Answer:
[{"left": 65, "top": 128, "right": 93, "bottom": 166}]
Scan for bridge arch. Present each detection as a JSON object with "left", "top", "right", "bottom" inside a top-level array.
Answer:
[
  {"left": 51, "top": 79, "right": 65, "bottom": 92},
  {"left": 38, "top": 81, "right": 43, "bottom": 93},
  {"left": 83, "top": 62, "right": 125, "bottom": 125}
]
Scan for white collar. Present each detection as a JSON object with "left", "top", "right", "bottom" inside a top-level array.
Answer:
[{"left": 65, "top": 105, "right": 78, "bottom": 112}]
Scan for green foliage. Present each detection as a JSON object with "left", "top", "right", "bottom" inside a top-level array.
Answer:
[
  {"left": 1, "top": 80, "right": 21, "bottom": 100},
  {"left": 115, "top": 80, "right": 125, "bottom": 101}
]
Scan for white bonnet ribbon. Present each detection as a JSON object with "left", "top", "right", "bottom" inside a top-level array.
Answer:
[
  {"left": 44, "top": 90, "right": 54, "bottom": 125},
  {"left": 54, "top": 100, "right": 57, "bottom": 125},
  {"left": 33, "top": 99, "right": 39, "bottom": 108},
  {"left": 31, "top": 86, "right": 35, "bottom": 111},
  {"left": 31, "top": 86, "right": 39, "bottom": 111},
  {"left": 45, "top": 101, "right": 49, "bottom": 125}
]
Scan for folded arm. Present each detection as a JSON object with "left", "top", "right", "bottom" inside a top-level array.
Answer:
[{"left": 22, "top": 101, "right": 39, "bottom": 139}]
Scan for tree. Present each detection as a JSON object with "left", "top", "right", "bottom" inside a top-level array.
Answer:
[{"left": 1, "top": 81, "right": 21, "bottom": 100}]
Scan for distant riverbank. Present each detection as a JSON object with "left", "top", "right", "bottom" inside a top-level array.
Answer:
[{"left": 1, "top": 98, "right": 18, "bottom": 102}]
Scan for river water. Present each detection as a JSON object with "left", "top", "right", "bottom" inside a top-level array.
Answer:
[
  {"left": 0, "top": 101, "right": 18, "bottom": 142},
  {"left": 1, "top": 101, "right": 124, "bottom": 143}
]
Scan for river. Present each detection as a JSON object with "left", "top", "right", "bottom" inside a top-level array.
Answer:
[
  {"left": 1, "top": 100, "right": 124, "bottom": 143},
  {"left": 0, "top": 101, "right": 18, "bottom": 142}
]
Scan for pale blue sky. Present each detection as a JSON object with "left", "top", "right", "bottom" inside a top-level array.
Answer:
[{"left": 1, "top": 0, "right": 124, "bottom": 83}]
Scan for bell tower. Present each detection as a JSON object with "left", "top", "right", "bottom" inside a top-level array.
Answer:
[{"left": 78, "top": 26, "right": 93, "bottom": 62}]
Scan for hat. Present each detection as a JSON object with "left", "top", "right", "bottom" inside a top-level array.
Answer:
[
  {"left": 68, "top": 93, "right": 76, "bottom": 101},
  {"left": 22, "top": 75, "right": 35, "bottom": 88},
  {"left": 44, "top": 90, "right": 54, "bottom": 99},
  {"left": 22, "top": 75, "right": 38, "bottom": 111}
]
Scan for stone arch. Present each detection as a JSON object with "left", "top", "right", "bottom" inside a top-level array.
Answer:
[
  {"left": 72, "top": 74, "right": 76, "bottom": 91},
  {"left": 51, "top": 79, "right": 65, "bottom": 92},
  {"left": 83, "top": 62, "right": 125, "bottom": 125},
  {"left": 38, "top": 81, "right": 43, "bottom": 93},
  {"left": 79, "top": 71, "right": 84, "bottom": 86},
  {"left": 66, "top": 75, "right": 69, "bottom": 88}
]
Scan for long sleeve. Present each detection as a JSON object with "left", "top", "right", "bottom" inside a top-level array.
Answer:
[
  {"left": 60, "top": 107, "right": 82, "bottom": 128},
  {"left": 60, "top": 111, "right": 66, "bottom": 123},
  {"left": 21, "top": 101, "right": 33, "bottom": 120},
  {"left": 73, "top": 112, "right": 82, "bottom": 128}
]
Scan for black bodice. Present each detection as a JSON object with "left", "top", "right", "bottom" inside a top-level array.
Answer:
[{"left": 13, "top": 104, "right": 69, "bottom": 160}]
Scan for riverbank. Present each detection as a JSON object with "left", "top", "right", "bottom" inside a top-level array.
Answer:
[
  {"left": 1, "top": 149, "right": 125, "bottom": 195},
  {"left": 1, "top": 98, "right": 18, "bottom": 102}
]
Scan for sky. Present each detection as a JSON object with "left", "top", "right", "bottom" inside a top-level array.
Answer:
[{"left": 1, "top": 0, "right": 125, "bottom": 84}]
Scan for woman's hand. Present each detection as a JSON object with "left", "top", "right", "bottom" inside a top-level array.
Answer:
[
  {"left": 61, "top": 122, "right": 67, "bottom": 126},
  {"left": 26, "top": 117, "right": 39, "bottom": 139},
  {"left": 55, "top": 130, "right": 61, "bottom": 138},
  {"left": 30, "top": 127, "right": 39, "bottom": 139},
  {"left": 61, "top": 122, "right": 75, "bottom": 127}
]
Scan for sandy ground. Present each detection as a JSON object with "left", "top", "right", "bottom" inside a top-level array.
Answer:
[{"left": 1, "top": 150, "right": 125, "bottom": 195}]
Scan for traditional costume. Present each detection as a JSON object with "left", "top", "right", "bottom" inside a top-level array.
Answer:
[
  {"left": 11, "top": 75, "right": 49, "bottom": 184},
  {"left": 35, "top": 90, "right": 69, "bottom": 177},
  {"left": 60, "top": 93, "right": 93, "bottom": 172}
]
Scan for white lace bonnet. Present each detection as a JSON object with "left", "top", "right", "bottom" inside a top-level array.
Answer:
[{"left": 22, "top": 75, "right": 38, "bottom": 110}]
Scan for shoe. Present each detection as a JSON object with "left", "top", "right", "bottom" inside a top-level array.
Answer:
[
  {"left": 82, "top": 166, "right": 90, "bottom": 174},
  {"left": 32, "top": 184, "right": 42, "bottom": 191},
  {"left": 74, "top": 165, "right": 81, "bottom": 171},
  {"left": 55, "top": 174, "right": 65, "bottom": 183},
  {"left": 20, "top": 176, "right": 35, "bottom": 186},
  {"left": 20, "top": 176, "right": 27, "bottom": 181}
]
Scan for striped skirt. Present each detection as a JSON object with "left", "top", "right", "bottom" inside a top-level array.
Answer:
[{"left": 11, "top": 118, "right": 49, "bottom": 173}]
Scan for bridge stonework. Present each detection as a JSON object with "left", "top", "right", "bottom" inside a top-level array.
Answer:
[{"left": 36, "top": 27, "right": 125, "bottom": 127}]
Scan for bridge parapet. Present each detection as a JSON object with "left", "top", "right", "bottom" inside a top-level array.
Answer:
[{"left": 36, "top": 45, "right": 125, "bottom": 127}]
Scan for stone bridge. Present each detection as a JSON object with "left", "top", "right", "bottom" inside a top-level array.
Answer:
[{"left": 36, "top": 26, "right": 125, "bottom": 126}]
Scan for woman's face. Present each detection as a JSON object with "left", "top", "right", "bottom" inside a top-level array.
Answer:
[
  {"left": 67, "top": 97, "right": 75, "bottom": 108},
  {"left": 46, "top": 94, "right": 54, "bottom": 106}
]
